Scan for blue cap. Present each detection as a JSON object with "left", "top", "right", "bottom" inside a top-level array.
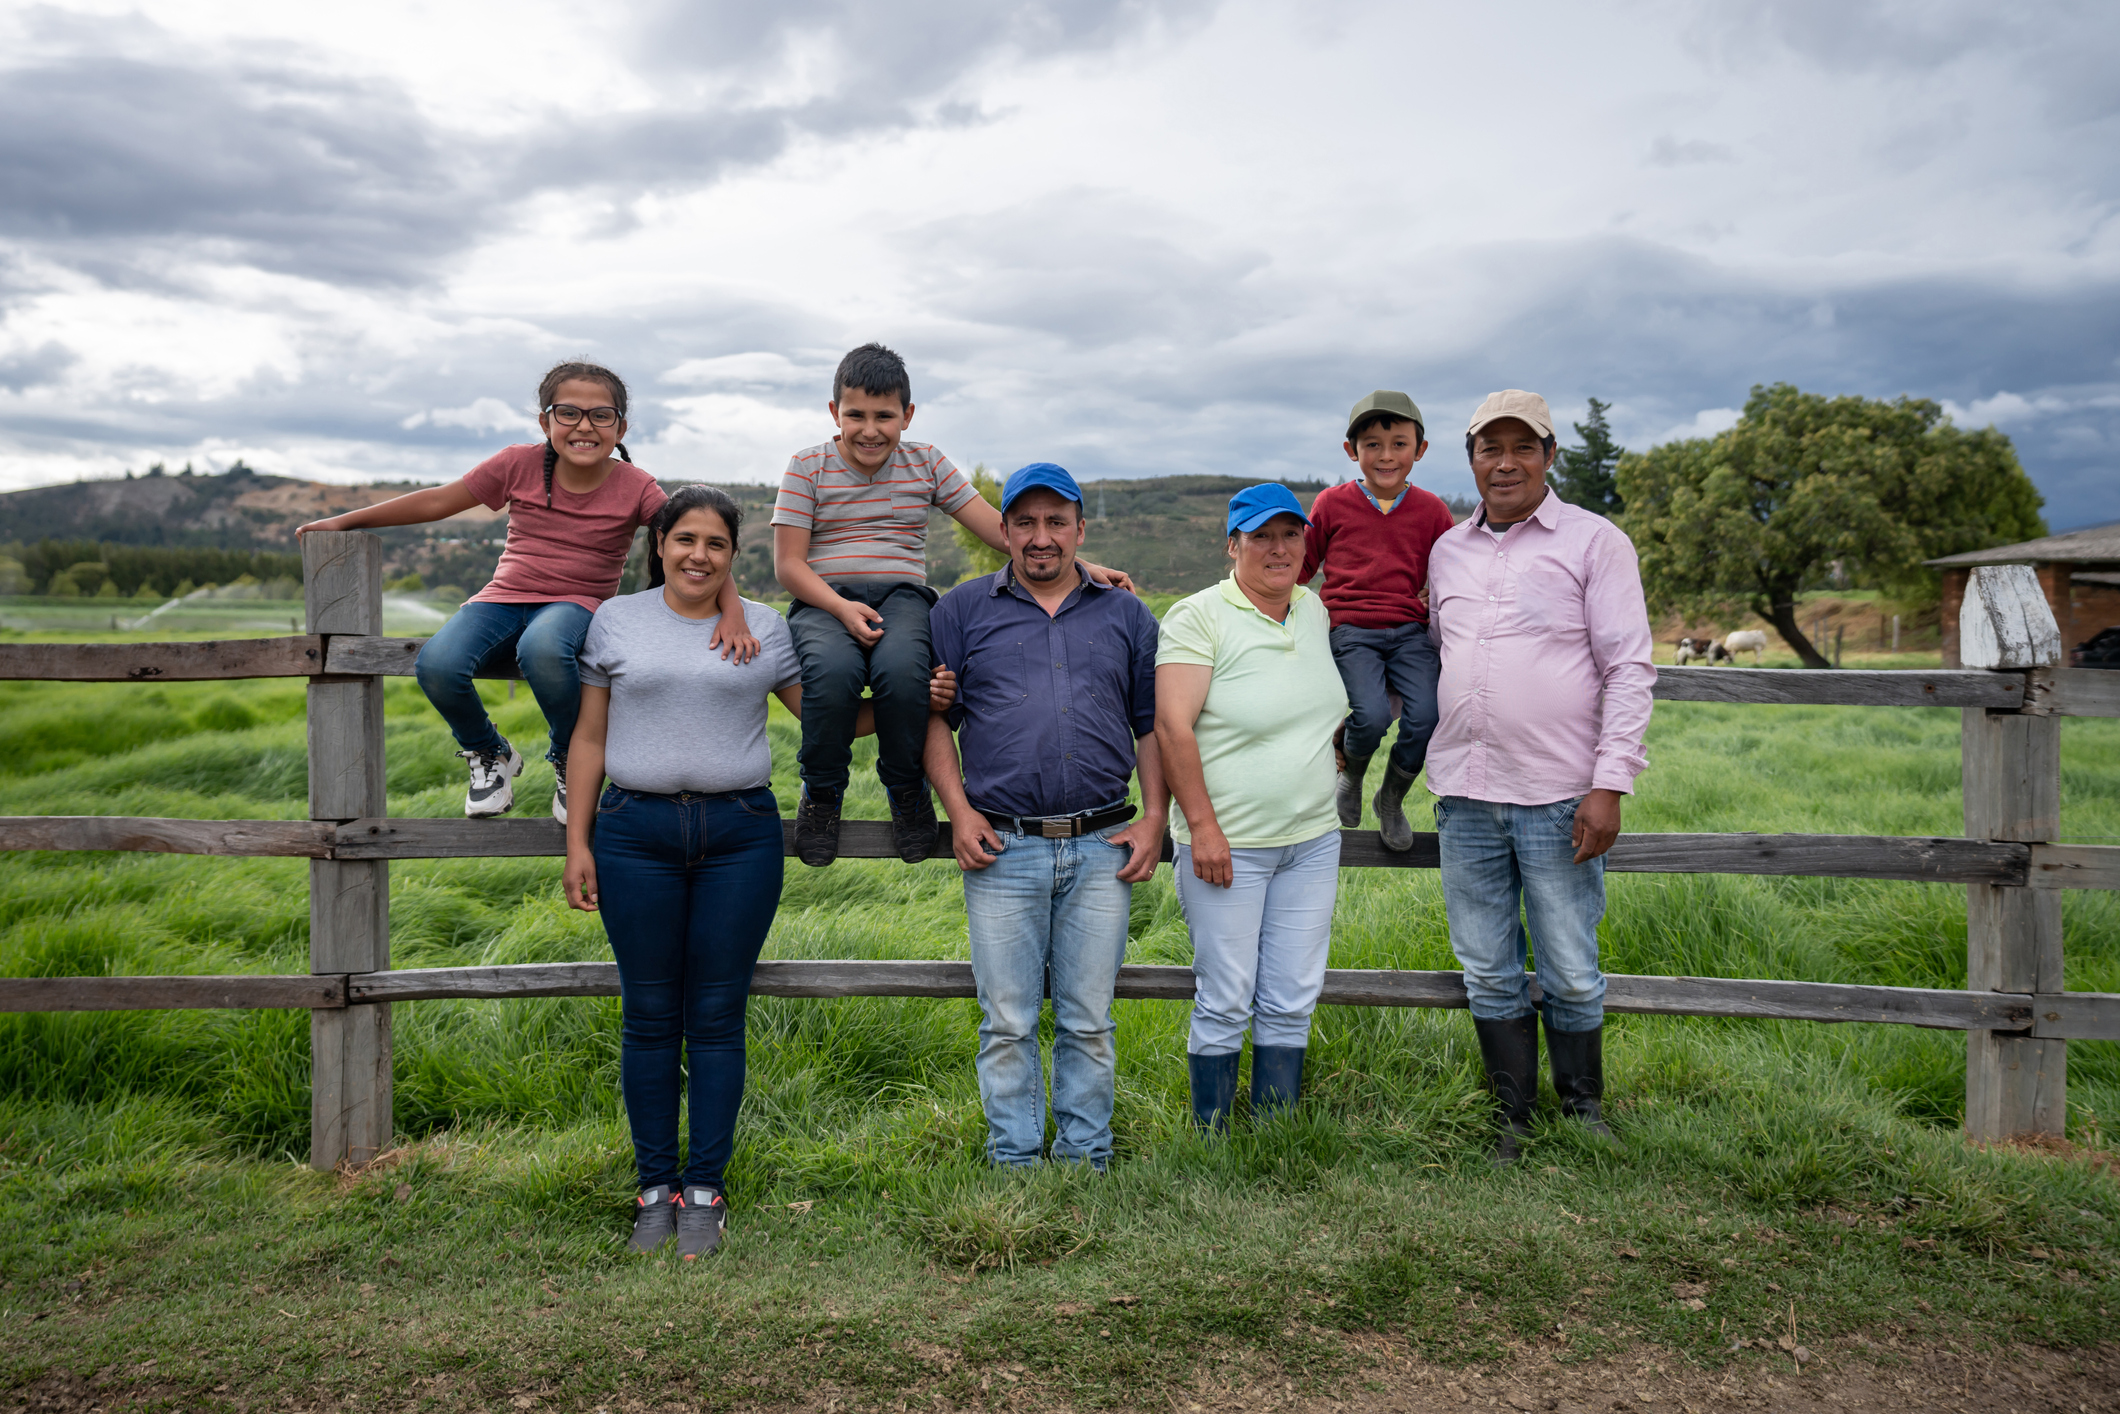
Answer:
[
  {"left": 1000, "top": 462, "right": 1083, "bottom": 511},
  {"left": 1225, "top": 483, "right": 1311, "bottom": 535}
]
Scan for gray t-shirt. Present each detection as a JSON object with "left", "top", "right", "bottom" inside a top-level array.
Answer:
[{"left": 578, "top": 589, "right": 800, "bottom": 795}]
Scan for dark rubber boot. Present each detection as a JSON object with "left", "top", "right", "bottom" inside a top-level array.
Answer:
[
  {"left": 887, "top": 784, "right": 939, "bottom": 863},
  {"left": 1544, "top": 1019, "right": 1614, "bottom": 1139},
  {"left": 1472, "top": 1013, "right": 1539, "bottom": 1166},
  {"left": 1249, "top": 1046, "right": 1306, "bottom": 1120},
  {"left": 793, "top": 787, "right": 842, "bottom": 868},
  {"left": 1188, "top": 1052, "right": 1240, "bottom": 1134},
  {"left": 1336, "top": 754, "right": 1371, "bottom": 829},
  {"left": 1372, "top": 763, "right": 1418, "bottom": 853}
]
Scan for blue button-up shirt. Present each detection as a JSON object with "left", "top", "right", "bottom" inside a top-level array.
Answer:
[{"left": 928, "top": 564, "right": 1161, "bottom": 818}]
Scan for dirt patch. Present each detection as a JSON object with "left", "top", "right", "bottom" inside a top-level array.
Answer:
[{"left": 9, "top": 1340, "right": 2119, "bottom": 1413}]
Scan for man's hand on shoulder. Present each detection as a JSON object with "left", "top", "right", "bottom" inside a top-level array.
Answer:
[
  {"left": 1572, "top": 789, "right": 1623, "bottom": 864},
  {"left": 1079, "top": 560, "right": 1138, "bottom": 595},
  {"left": 949, "top": 808, "right": 1005, "bottom": 872}
]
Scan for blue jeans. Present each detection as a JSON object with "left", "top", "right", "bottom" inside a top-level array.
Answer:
[
  {"left": 1175, "top": 829, "right": 1341, "bottom": 1056},
  {"left": 963, "top": 817, "right": 1134, "bottom": 1168},
  {"left": 414, "top": 600, "right": 594, "bottom": 764},
  {"left": 1329, "top": 621, "right": 1440, "bottom": 776},
  {"left": 785, "top": 582, "right": 938, "bottom": 797},
  {"left": 1435, "top": 795, "right": 1606, "bottom": 1031},
  {"left": 592, "top": 785, "right": 785, "bottom": 1192}
]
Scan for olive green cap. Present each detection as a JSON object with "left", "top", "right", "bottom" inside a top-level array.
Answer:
[{"left": 1346, "top": 390, "right": 1425, "bottom": 440}]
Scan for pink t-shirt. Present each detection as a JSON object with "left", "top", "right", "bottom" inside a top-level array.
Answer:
[{"left": 463, "top": 444, "right": 668, "bottom": 613}]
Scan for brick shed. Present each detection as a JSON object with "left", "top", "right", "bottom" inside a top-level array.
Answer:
[{"left": 1929, "top": 519, "right": 2120, "bottom": 667}]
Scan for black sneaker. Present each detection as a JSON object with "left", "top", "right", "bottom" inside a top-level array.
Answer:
[
  {"left": 629, "top": 1185, "right": 677, "bottom": 1253},
  {"left": 550, "top": 758, "right": 569, "bottom": 825},
  {"left": 459, "top": 742, "right": 524, "bottom": 818},
  {"left": 676, "top": 1185, "right": 727, "bottom": 1261},
  {"left": 793, "top": 788, "right": 842, "bottom": 868},
  {"left": 887, "top": 786, "right": 938, "bottom": 863}
]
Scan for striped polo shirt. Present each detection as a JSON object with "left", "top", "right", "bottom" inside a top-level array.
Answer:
[{"left": 770, "top": 439, "right": 980, "bottom": 584}]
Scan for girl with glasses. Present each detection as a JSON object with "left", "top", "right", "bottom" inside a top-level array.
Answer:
[{"left": 297, "top": 361, "right": 758, "bottom": 822}]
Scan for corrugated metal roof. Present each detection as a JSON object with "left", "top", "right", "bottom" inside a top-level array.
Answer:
[{"left": 1926, "top": 519, "right": 2120, "bottom": 567}]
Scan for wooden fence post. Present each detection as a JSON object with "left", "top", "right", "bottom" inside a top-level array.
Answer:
[
  {"left": 1960, "top": 565, "right": 2065, "bottom": 1141},
  {"left": 302, "top": 532, "right": 391, "bottom": 1171}
]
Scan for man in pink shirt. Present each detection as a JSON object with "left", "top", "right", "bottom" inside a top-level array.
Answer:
[{"left": 1425, "top": 390, "right": 1655, "bottom": 1165}]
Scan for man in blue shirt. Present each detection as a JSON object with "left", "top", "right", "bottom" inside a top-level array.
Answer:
[{"left": 924, "top": 463, "right": 1168, "bottom": 1170}]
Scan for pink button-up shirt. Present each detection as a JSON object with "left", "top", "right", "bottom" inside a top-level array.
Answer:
[{"left": 1425, "top": 491, "right": 1656, "bottom": 805}]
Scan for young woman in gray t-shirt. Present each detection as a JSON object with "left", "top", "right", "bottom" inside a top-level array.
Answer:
[{"left": 562, "top": 485, "right": 953, "bottom": 1261}]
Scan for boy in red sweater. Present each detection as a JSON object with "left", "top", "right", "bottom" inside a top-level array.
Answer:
[{"left": 1299, "top": 391, "right": 1457, "bottom": 852}]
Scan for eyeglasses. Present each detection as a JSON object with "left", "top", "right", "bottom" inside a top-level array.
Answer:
[{"left": 544, "top": 404, "right": 621, "bottom": 428}]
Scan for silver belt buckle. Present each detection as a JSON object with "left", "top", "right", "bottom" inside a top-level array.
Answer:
[{"left": 1041, "top": 818, "right": 1072, "bottom": 838}]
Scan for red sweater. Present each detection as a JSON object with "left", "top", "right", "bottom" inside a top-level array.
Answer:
[{"left": 1300, "top": 479, "right": 1458, "bottom": 629}]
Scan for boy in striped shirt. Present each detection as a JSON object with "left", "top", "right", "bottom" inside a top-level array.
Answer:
[{"left": 772, "top": 343, "right": 1132, "bottom": 867}]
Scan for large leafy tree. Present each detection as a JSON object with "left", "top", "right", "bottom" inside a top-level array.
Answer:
[
  {"left": 1617, "top": 383, "right": 2046, "bottom": 668},
  {"left": 1552, "top": 396, "right": 1625, "bottom": 516}
]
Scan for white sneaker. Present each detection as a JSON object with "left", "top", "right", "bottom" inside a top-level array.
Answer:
[
  {"left": 550, "top": 763, "right": 569, "bottom": 825},
  {"left": 459, "top": 743, "right": 523, "bottom": 817}
]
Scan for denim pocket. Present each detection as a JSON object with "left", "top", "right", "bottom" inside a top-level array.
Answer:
[
  {"left": 1092, "top": 823, "right": 1131, "bottom": 850},
  {"left": 738, "top": 789, "right": 783, "bottom": 819},
  {"left": 597, "top": 785, "right": 630, "bottom": 815},
  {"left": 1549, "top": 796, "right": 1585, "bottom": 828}
]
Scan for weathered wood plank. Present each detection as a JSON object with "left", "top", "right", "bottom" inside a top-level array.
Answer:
[
  {"left": 326, "top": 636, "right": 519, "bottom": 680},
  {"left": 303, "top": 532, "right": 383, "bottom": 637},
  {"left": 1604, "top": 974, "right": 2032, "bottom": 1030},
  {"left": 0, "top": 974, "right": 344, "bottom": 1012},
  {"left": 2030, "top": 667, "right": 2120, "bottom": 719},
  {"left": 0, "top": 817, "right": 333, "bottom": 857},
  {"left": 0, "top": 637, "right": 325, "bottom": 683},
  {"left": 2026, "top": 843, "right": 2120, "bottom": 891},
  {"left": 1651, "top": 666, "right": 2024, "bottom": 709},
  {"left": 1960, "top": 564, "right": 2061, "bottom": 671},
  {"left": 2031, "top": 993, "right": 2120, "bottom": 1042},
  {"left": 308, "top": 680, "right": 386, "bottom": 821}
]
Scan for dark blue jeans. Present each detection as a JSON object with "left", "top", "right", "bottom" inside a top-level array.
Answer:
[
  {"left": 785, "top": 582, "right": 938, "bottom": 797},
  {"left": 592, "top": 784, "right": 785, "bottom": 1192},
  {"left": 1328, "top": 621, "right": 1441, "bottom": 776},
  {"left": 414, "top": 600, "right": 593, "bottom": 764}
]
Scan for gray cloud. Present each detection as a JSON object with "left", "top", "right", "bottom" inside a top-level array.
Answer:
[
  {"left": 0, "top": 341, "right": 75, "bottom": 393},
  {"left": 1646, "top": 137, "right": 1735, "bottom": 166}
]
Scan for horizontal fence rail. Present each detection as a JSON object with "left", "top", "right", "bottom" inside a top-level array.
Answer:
[
  {"left": 4, "top": 816, "right": 2113, "bottom": 888},
  {"left": 5, "top": 960, "right": 2114, "bottom": 1040}
]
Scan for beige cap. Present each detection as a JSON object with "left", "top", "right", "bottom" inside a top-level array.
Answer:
[{"left": 1466, "top": 389, "right": 1555, "bottom": 441}]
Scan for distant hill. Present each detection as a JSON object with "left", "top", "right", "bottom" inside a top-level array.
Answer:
[{"left": 1, "top": 465, "right": 1473, "bottom": 600}]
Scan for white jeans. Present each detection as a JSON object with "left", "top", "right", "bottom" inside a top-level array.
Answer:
[{"left": 1175, "top": 829, "right": 1341, "bottom": 1056}]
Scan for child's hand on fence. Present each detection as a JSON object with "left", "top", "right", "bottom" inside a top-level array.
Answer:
[
  {"left": 711, "top": 617, "right": 762, "bottom": 665},
  {"left": 563, "top": 848, "right": 600, "bottom": 912},
  {"left": 929, "top": 664, "right": 958, "bottom": 712}
]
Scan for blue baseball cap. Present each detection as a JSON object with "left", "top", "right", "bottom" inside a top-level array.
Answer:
[
  {"left": 1226, "top": 483, "right": 1311, "bottom": 535},
  {"left": 1000, "top": 462, "right": 1083, "bottom": 511}
]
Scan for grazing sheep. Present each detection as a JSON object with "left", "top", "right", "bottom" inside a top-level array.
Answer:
[
  {"left": 1724, "top": 629, "right": 1768, "bottom": 664},
  {"left": 1675, "top": 636, "right": 1706, "bottom": 665}
]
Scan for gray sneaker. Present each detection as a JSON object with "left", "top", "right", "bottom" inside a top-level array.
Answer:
[
  {"left": 460, "top": 742, "right": 523, "bottom": 817},
  {"left": 629, "top": 1184, "right": 677, "bottom": 1253},
  {"left": 550, "top": 759, "right": 569, "bottom": 825},
  {"left": 676, "top": 1185, "right": 727, "bottom": 1261}
]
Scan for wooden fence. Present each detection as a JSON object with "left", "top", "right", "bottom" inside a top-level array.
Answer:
[{"left": 0, "top": 533, "right": 2116, "bottom": 1170}]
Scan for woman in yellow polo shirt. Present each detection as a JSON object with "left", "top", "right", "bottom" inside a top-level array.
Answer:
[{"left": 1155, "top": 484, "right": 1350, "bottom": 1131}]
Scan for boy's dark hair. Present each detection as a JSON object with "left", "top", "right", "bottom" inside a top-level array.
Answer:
[
  {"left": 1349, "top": 411, "right": 1424, "bottom": 445},
  {"left": 833, "top": 343, "right": 912, "bottom": 408},
  {"left": 537, "top": 360, "right": 633, "bottom": 508},
  {"left": 647, "top": 484, "right": 743, "bottom": 590},
  {"left": 1465, "top": 431, "right": 1557, "bottom": 466}
]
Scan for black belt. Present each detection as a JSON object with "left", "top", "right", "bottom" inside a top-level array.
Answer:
[{"left": 980, "top": 802, "right": 1137, "bottom": 839}]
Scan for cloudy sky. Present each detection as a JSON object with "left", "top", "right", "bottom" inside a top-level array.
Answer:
[{"left": 1, "top": 0, "right": 2115, "bottom": 528}]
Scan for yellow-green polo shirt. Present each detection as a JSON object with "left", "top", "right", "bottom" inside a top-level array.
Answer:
[{"left": 1155, "top": 577, "right": 1348, "bottom": 849}]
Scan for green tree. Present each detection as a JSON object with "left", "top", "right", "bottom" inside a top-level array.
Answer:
[
  {"left": 952, "top": 464, "right": 1007, "bottom": 578},
  {"left": 1619, "top": 383, "right": 2046, "bottom": 668},
  {"left": 1553, "top": 397, "right": 1625, "bottom": 516},
  {"left": 45, "top": 571, "right": 79, "bottom": 597},
  {"left": 94, "top": 577, "right": 119, "bottom": 598}
]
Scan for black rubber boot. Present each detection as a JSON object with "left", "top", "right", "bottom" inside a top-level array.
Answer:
[
  {"left": 1543, "top": 1018, "right": 1613, "bottom": 1139},
  {"left": 1371, "top": 763, "right": 1418, "bottom": 853},
  {"left": 1249, "top": 1046, "right": 1306, "bottom": 1120},
  {"left": 1335, "top": 754, "right": 1371, "bottom": 829},
  {"left": 1188, "top": 1052, "right": 1240, "bottom": 1134},
  {"left": 793, "top": 787, "right": 842, "bottom": 868},
  {"left": 1472, "top": 1013, "right": 1539, "bottom": 1166}
]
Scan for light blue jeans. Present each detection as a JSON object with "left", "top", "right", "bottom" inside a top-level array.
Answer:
[
  {"left": 1435, "top": 795, "right": 1607, "bottom": 1031},
  {"left": 963, "top": 819, "right": 1135, "bottom": 1168},
  {"left": 1175, "top": 829, "right": 1341, "bottom": 1057}
]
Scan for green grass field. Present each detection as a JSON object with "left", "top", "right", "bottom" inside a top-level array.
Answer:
[{"left": 1, "top": 662, "right": 2116, "bottom": 1408}]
